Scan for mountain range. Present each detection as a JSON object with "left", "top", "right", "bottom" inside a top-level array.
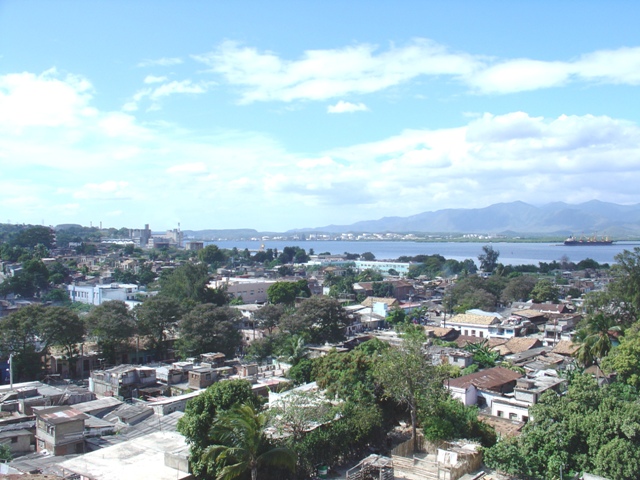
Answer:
[{"left": 288, "top": 201, "right": 640, "bottom": 237}]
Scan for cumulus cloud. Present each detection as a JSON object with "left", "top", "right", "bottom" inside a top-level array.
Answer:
[
  {"left": 124, "top": 79, "right": 213, "bottom": 111},
  {"left": 193, "top": 39, "right": 640, "bottom": 102},
  {"left": 0, "top": 69, "right": 96, "bottom": 129},
  {"left": 2, "top": 65, "right": 640, "bottom": 229},
  {"left": 193, "top": 38, "right": 479, "bottom": 103},
  {"left": 144, "top": 75, "right": 168, "bottom": 84},
  {"left": 327, "top": 100, "right": 369, "bottom": 113}
]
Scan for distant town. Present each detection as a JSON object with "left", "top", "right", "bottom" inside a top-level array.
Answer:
[{"left": 0, "top": 222, "right": 636, "bottom": 480}]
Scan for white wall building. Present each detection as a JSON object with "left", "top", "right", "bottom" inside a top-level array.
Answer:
[
  {"left": 67, "top": 283, "right": 140, "bottom": 306},
  {"left": 209, "top": 278, "right": 277, "bottom": 304}
]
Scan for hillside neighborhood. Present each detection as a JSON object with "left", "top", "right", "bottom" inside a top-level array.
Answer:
[{"left": 0, "top": 223, "right": 636, "bottom": 480}]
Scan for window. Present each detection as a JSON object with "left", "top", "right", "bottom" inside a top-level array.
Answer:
[
  {"left": 497, "top": 411, "right": 503, "bottom": 417},
  {"left": 509, "top": 412, "right": 518, "bottom": 420},
  {"left": 479, "top": 331, "right": 484, "bottom": 338},
  {"left": 471, "top": 330, "right": 476, "bottom": 336}
]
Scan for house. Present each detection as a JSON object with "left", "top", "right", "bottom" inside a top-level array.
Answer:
[
  {"left": 59, "top": 431, "right": 191, "bottom": 480},
  {"left": 491, "top": 372, "right": 567, "bottom": 422},
  {"left": 447, "top": 366, "right": 523, "bottom": 408},
  {"left": 34, "top": 406, "right": 88, "bottom": 455},
  {"left": 89, "top": 365, "right": 157, "bottom": 399},
  {"left": 67, "top": 282, "right": 140, "bottom": 307},
  {"left": 187, "top": 367, "right": 216, "bottom": 390},
  {"left": 426, "top": 346, "right": 473, "bottom": 369},
  {"left": 493, "top": 337, "right": 542, "bottom": 356},
  {"left": 446, "top": 313, "right": 501, "bottom": 339},
  {"left": 0, "top": 429, "right": 32, "bottom": 455}
]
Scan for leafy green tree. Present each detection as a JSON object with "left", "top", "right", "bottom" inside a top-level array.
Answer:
[
  {"left": 356, "top": 268, "right": 383, "bottom": 282},
  {"left": 178, "top": 380, "right": 262, "bottom": 479},
  {"left": 199, "top": 245, "right": 227, "bottom": 266},
  {"left": 39, "top": 306, "right": 86, "bottom": 377},
  {"left": 484, "top": 374, "right": 640, "bottom": 480},
  {"left": 478, "top": 245, "right": 499, "bottom": 273},
  {"left": 177, "top": 305, "right": 241, "bottom": 358},
  {"left": 159, "top": 263, "right": 226, "bottom": 307},
  {"left": 464, "top": 340, "right": 500, "bottom": 368},
  {"left": 360, "top": 252, "right": 375, "bottom": 261},
  {"left": 10, "top": 226, "right": 55, "bottom": 249},
  {"left": 420, "top": 397, "right": 496, "bottom": 446},
  {"left": 279, "top": 296, "right": 348, "bottom": 344},
  {"left": 134, "top": 296, "right": 182, "bottom": 359},
  {"left": 266, "top": 280, "right": 310, "bottom": 305},
  {"left": 85, "top": 300, "right": 136, "bottom": 365},
  {"left": 204, "top": 404, "right": 296, "bottom": 480},
  {"left": 253, "top": 304, "right": 285, "bottom": 335},
  {"left": 374, "top": 330, "right": 440, "bottom": 451},
  {"left": 372, "top": 281, "right": 394, "bottom": 298},
  {"left": 501, "top": 274, "right": 537, "bottom": 303},
  {"left": 0, "top": 304, "right": 47, "bottom": 381},
  {"left": 386, "top": 307, "right": 406, "bottom": 325},
  {"left": 602, "top": 323, "right": 640, "bottom": 387},
  {"left": 530, "top": 278, "right": 559, "bottom": 303},
  {"left": 0, "top": 443, "right": 12, "bottom": 462}
]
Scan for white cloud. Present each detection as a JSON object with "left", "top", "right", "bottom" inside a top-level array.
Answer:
[
  {"left": 2, "top": 66, "right": 640, "bottom": 229},
  {"left": 193, "top": 38, "right": 479, "bottom": 103},
  {"left": 144, "top": 75, "right": 168, "bottom": 84},
  {"left": 137, "top": 57, "right": 183, "bottom": 67},
  {"left": 0, "top": 69, "right": 96, "bottom": 129},
  {"left": 193, "top": 39, "right": 640, "bottom": 102},
  {"left": 125, "top": 79, "right": 213, "bottom": 111},
  {"left": 327, "top": 101, "right": 369, "bottom": 113}
]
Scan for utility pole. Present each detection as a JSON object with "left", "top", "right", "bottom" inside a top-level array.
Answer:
[{"left": 9, "top": 353, "right": 13, "bottom": 390}]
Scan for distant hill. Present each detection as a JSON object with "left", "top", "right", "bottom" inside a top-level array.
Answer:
[{"left": 289, "top": 201, "right": 640, "bottom": 237}]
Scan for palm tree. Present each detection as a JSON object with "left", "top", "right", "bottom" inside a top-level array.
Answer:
[
  {"left": 574, "top": 312, "right": 621, "bottom": 368},
  {"left": 204, "top": 404, "right": 296, "bottom": 480}
]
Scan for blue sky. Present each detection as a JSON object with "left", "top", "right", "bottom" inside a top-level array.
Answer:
[{"left": 1, "top": 1, "right": 640, "bottom": 231}]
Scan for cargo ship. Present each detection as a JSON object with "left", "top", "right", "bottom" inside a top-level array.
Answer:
[{"left": 564, "top": 235, "right": 613, "bottom": 246}]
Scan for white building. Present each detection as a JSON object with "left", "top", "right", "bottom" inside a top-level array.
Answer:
[
  {"left": 210, "top": 277, "right": 277, "bottom": 304},
  {"left": 67, "top": 283, "right": 140, "bottom": 306},
  {"left": 354, "top": 260, "right": 411, "bottom": 277}
]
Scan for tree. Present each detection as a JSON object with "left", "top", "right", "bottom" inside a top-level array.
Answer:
[
  {"left": 280, "top": 296, "right": 348, "bottom": 344},
  {"left": 85, "top": 300, "right": 136, "bottom": 365},
  {"left": 602, "top": 324, "right": 640, "bottom": 387},
  {"left": 360, "top": 252, "right": 375, "bottom": 261},
  {"left": 266, "top": 280, "right": 310, "bottom": 305},
  {"left": 177, "top": 305, "right": 241, "bottom": 358},
  {"left": 483, "top": 374, "right": 640, "bottom": 480},
  {"left": 205, "top": 404, "right": 296, "bottom": 480},
  {"left": 501, "top": 274, "right": 537, "bottom": 303},
  {"left": 386, "top": 307, "right": 406, "bottom": 325},
  {"left": 530, "top": 278, "right": 559, "bottom": 303},
  {"left": 178, "top": 380, "right": 262, "bottom": 479},
  {"left": 373, "top": 330, "right": 440, "bottom": 451},
  {"left": 199, "top": 245, "right": 227, "bottom": 266},
  {"left": 253, "top": 304, "right": 285, "bottom": 335},
  {"left": 0, "top": 304, "right": 47, "bottom": 381},
  {"left": 38, "top": 306, "right": 86, "bottom": 378},
  {"left": 478, "top": 245, "right": 499, "bottom": 273},
  {"left": 10, "top": 225, "right": 55, "bottom": 249},
  {"left": 135, "top": 296, "right": 182, "bottom": 359},
  {"left": 574, "top": 312, "right": 621, "bottom": 368},
  {"left": 372, "top": 281, "right": 394, "bottom": 298},
  {"left": 159, "top": 263, "right": 226, "bottom": 307}
]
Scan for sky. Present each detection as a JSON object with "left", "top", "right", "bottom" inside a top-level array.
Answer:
[{"left": 1, "top": 1, "right": 640, "bottom": 232}]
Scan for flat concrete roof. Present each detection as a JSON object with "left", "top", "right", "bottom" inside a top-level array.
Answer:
[{"left": 59, "top": 431, "right": 190, "bottom": 480}]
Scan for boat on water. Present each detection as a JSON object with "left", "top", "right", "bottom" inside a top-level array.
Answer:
[{"left": 564, "top": 235, "right": 613, "bottom": 246}]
